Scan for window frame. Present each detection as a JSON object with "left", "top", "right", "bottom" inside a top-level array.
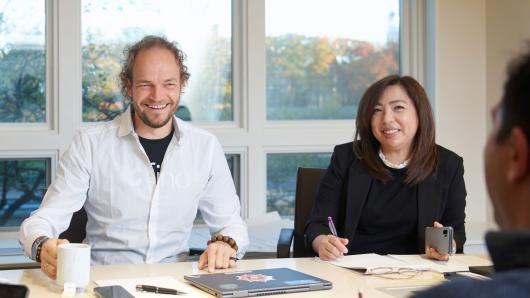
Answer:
[{"left": 0, "top": 0, "right": 428, "bottom": 228}]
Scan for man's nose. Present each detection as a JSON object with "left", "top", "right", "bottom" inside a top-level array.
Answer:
[{"left": 150, "top": 85, "right": 163, "bottom": 100}]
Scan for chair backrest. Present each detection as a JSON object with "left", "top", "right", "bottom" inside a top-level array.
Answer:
[
  {"left": 293, "top": 167, "right": 326, "bottom": 257},
  {"left": 59, "top": 207, "right": 87, "bottom": 243}
]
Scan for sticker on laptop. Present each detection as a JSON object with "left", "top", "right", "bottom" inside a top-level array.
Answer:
[{"left": 236, "top": 273, "right": 275, "bottom": 282}]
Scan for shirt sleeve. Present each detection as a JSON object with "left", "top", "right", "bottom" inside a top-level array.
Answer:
[
  {"left": 19, "top": 131, "right": 92, "bottom": 258},
  {"left": 197, "top": 137, "right": 249, "bottom": 258}
]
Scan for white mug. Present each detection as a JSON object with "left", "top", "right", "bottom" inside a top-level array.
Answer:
[{"left": 56, "top": 243, "right": 91, "bottom": 288}]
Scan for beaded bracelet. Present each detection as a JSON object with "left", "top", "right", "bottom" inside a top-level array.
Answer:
[
  {"left": 33, "top": 236, "right": 49, "bottom": 263},
  {"left": 207, "top": 234, "right": 238, "bottom": 252}
]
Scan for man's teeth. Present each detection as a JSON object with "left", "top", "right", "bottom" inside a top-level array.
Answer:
[
  {"left": 383, "top": 129, "right": 399, "bottom": 134},
  {"left": 148, "top": 104, "right": 168, "bottom": 109}
]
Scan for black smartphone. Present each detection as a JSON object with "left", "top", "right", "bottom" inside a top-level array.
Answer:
[
  {"left": 94, "top": 285, "right": 135, "bottom": 298},
  {"left": 0, "top": 283, "right": 29, "bottom": 298},
  {"left": 425, "top": 226, "right": 454, "bottom": 254}
]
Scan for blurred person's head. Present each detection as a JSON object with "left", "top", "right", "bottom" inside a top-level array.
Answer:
[
  {"left": 354, "top": 75, "right": 436, "bottom": 185},
  {"left": 484, "top": 49, "right": 530, "bottom": 229}
]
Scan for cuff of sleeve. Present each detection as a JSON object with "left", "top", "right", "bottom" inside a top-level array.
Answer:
[
  {"left": 22, "top": 231, "right": 50, "bottom": 260},
  {"left": 305, "top": 224, "right": 332, "bottom": 251}
]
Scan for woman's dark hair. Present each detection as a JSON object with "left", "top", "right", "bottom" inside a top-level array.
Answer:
[
  {"left": 119, "top": 35, "right": 191, "bottom": 100},
  {"left": 497, "top": 47, "right": 530, "bottom": 145},
  {"left": 353, "top": 75, "right": 437, "bottom": 185}
]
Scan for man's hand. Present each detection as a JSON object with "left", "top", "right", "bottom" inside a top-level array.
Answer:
[
  {"left": 198, "top": 241, "right": 237, "bottom": 273},
  {"left": 425, "top": 221, "right": 456, "bottom": 261},
  {"left": 312, "top": 234, "right": 349, "bottom": 261},
  {"left": 40, "top": 238, "right": 69, "bottom": 279}
]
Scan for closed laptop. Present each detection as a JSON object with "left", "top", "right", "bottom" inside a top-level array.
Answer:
[{"left": 184, "top": 267, "right": 332, "bottom": 297}]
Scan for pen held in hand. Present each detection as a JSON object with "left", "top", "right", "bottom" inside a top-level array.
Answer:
[
  {"left": 136, "top": 284, "right": 186, "bottom": 295},
  {"left": 327, "top": 216, "right": 338, "bottom": 237}
]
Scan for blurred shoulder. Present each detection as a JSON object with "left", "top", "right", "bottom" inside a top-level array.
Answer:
[{"left": 413, "top": 269, "right": 530, "bottom": 298}]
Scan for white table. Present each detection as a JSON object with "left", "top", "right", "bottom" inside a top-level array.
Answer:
[{"left": 0, "top": 255, "right": 492, "bottom": 298}]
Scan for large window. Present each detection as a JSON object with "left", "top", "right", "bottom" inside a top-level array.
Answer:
[
  {"left": 0, "top": 0, "right": 46, "bottom": 123},
  {"left": 0, "top": 0, "right": 422, "bottom": 233},
  {"left": 81, "top": 0, "right": 233, "bottom": 122},
  {"left": 266, "top": 0, "right": 399, "bottom": 120}
]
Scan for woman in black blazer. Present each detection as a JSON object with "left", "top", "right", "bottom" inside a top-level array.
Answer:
[{"left": 306, "top": 75, "right": 466, "bottom": 261}]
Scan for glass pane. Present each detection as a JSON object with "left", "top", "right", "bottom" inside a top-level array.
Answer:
[
  {"left": 194, "top": 154, "right": 240, "bottom": 224},
  {"left": 82, "top": 0, "right": 232, "bottom": 122},
  {"left": 0, "top": 159, "right": 50, "bottom": 228},
  {"left": 267, "top": 153, "right": 331, "bottom": 218},
  {"left": 0, "top": 0, "right": 46, "bottom": 123},
  {"left": 266, "top": 0, "right": 400, "bottom": 120}
]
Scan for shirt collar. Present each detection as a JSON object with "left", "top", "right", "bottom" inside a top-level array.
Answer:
[
  {"left": 117, "top": 105, "right": 181, "bottom": 142},
  {"left": 486, "top": 230, "right": 530, "bottom": 272}
]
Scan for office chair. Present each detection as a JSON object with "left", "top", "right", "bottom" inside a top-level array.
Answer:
[
  {"left": 276, "top": 167, "right": 326, "bottom": 258},
  {"left": 59, "top": 208, "right": 87, "bottom": 243}
]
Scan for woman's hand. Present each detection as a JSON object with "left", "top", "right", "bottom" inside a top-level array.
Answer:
[
  {"left": 425, "top": 221, "right": 456, "bottom": 261},
  {"left": 312, "top": 234, "right": 349, "bottom": 261}
]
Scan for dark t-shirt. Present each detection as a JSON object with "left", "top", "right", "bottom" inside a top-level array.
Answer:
[
  {"left": 138, "top": 130, "right": 173, "bottom": 181},
  {"left": 349, "top": 166, "right": 419, "bottom": 255}
]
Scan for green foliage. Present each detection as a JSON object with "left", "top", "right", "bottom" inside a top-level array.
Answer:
[
  {"left": 0, "top": 47, "right": 46, "bottom": 122},
  {"left": 267, "top": 35, "right": 399, "bottom": 120},
  {"left": 0, "top": 29, "right": 398, "bottom": 123},
  {"left": 82, "top": 42, "right": 127, "bottom": 122},
  {"left": 266, "top": 153, "right": 331, "bottom": 218},
  {"left": 0, "top": 159, "right": 48, "bottom": 227}
]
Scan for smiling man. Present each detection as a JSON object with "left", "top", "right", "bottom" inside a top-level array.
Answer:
[{"left": 19, "top": 36, "right": 249, "bottom": 277}]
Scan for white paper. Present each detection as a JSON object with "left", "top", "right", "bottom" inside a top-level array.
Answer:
[
  {"left": 324, "top": 253, "right": 431, "bottom": 273},
  {"left": 388, "top": 254, "right": 470, "bottom": 273},
  {"left": 450, "top": 254, "right": 493, "bottom": 267},
  {"left": 94, "top": 276, "right": 207, "bottom": 297}
]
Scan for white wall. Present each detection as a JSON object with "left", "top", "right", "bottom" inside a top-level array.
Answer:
[
  {"left": 486, "top": 0, "right": 530, "bottom": 178},
  {"left": 433, "top": 0, "right": 490, "bottom": 246},
  {"left": 434, "top": 0, "right": 530, "bottom": 249}
]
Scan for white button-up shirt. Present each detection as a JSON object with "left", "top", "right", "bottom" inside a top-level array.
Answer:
[{"left": 19, "top": 108, "right": 249, "bottom": 265}]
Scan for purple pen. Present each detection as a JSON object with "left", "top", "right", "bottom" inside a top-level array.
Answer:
[{"left": 327, "top": 216, "right": 338, "bottom": 237}]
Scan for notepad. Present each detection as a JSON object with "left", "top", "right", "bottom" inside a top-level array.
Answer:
[
  {"left": 388, "top": 254, "right": 470, "bottom": 273},
  {"left": 323, "top": 253, "right": 492, "bottom": 274}
]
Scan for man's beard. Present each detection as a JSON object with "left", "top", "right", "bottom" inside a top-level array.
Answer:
[{"left": 131, "top": 101, "right": 177, "bottom": 129}]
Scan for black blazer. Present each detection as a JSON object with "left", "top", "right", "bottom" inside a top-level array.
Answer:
[{"left": 305, "top": 142, "right": 467, "bottom": 254}]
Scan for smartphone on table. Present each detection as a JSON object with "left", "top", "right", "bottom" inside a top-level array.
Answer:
[
  {"left": 94, "top": 285, "right": 135, "bottom": 298},
  {"left": 0, "top": 283, "right": 28, "bottom": 298},
  {"left": 425, "top": 226, "right": 454, "bottom": 254}
]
